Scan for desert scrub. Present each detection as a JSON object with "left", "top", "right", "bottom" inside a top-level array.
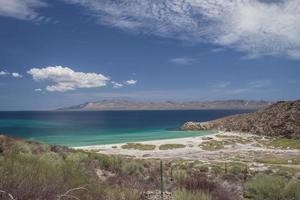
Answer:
[
  {"left": 101, "top": 187, "right": 140, "bottom": 200},
  {"left": 255, "top": 156, "right": 300, "bottom": 165},
  {"left": 121, "top": 160, "right": 144, "bottom": 177},
  {"left": 269, "top": 138, "right": 300, "bottom": 150},
  {"left": 89, "top": 153, "right": 123, "bottom": 172},
  {"left": 121, "top": 143, "right": 156, "bottom": 151},
  {"left": 244, "top": 174, "right": 300, "bottom": 200},
  {"left": 199, "top": 140, "right": 225, "bottom": 150},
  {"left": 174, "top": 189, "right": 212, "bottom": 200},
  {"left": 172, "top": 169, "right": 188, "bottom": 184},
  {"left": 159, "top": 144, "right": 186, "bottom": 150}
]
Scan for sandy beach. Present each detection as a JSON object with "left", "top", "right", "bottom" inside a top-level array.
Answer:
[{"left": 75, "top": 131, "right": 300, "bottom": 164}]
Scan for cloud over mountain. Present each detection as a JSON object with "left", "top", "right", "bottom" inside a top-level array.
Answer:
[{"left": 27, "top": 66, "right": 110, "bottom": 92}]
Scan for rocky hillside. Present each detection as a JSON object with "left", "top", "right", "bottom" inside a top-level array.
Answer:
[{"left": 181, "top": 100, "right": 300, "bottom": 138}]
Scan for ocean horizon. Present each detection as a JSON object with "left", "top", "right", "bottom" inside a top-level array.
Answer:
[{"left": 0, "top": 109, "right": 252, "bottom": 147}]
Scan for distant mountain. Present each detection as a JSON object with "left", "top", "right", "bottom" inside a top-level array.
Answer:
[
  {"left": 57, "top": 99, "right": 271, "bottom": 111},
  {"left": 181, "top": 100, "right": 300, "bottom": 138}
]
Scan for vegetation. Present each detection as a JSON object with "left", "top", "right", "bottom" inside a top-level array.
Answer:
[
  {"left": 199, "top": 140, "right": 226, "bottom": 150},
  {"left": 1, "top": 135, "right": 300, "bottom": 200},
  {"left": 255, "top": 156, "right": 300, "bottom": 165},
  {"left": 198, "top": 136, "right": 254, "bottom": 151},
  {"left": 269, "top": 138, "right": 300, "bottom": 150},
  {"left": 159, "top": 144, "right": 186, "bottom": 150},
  {"left": 174, "top": 189, "right": 212, "bottom": 200},
  {"left": 244, "top": 174, "right": 300, "bottom": 200},
  {"left": 121, "top": 143, "right": 156, "bottom": 150}
]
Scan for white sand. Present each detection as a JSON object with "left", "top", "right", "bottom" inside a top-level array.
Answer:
[{"left": 73, "top": 131, "right": 300, "bottom": 160}]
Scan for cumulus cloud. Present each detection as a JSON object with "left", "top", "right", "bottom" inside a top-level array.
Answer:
[
  {"left": 0, "top": 70, "right": 23, "bottom": 78},
  {"left": 0, "top": 71, "right": 9, "bottom": 76},
  {"left": 0, "top": 0, "right": 48, "bottom": 21},
  {"left": 12, "top": 72, "right": 22, "bottom": 78},
  {"left": 64, "top": 0, "right": 300, "bottom": 59},
  {"left": 111, "top": 81, "right": 123, "bottom": 89},
  {"left": 125, "top": 80, "right": 137, "bottom": 85},
  {"left": 27, "top": 66, "right": 110, "bottom": 92},
  {"left": 34, "top": 88, "right": 42, "bottom": 92},
  {"left": 169, "top": 57, "right": 195, "bottom": 65}
]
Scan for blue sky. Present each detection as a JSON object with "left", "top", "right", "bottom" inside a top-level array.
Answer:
[{"left": 0, "top": 0, "right": 300, "bottom": 110}]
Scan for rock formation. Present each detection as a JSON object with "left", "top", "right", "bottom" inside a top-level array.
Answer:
[{"left": 181, "top": 100, "right": 300, "bottom": 139}]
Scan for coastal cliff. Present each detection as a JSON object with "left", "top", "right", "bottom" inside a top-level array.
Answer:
[{"left": 182, "top": 100, "right": 300, "bottom": 138}]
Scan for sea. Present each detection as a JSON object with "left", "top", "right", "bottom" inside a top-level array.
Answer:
[{"left": 0, "top": 110, "right": 252, "bottom": 147}]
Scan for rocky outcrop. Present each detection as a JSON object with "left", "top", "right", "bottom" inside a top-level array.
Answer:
[
  {"left": 181, "top": 100, "right": 300, "bottom": 139},
  {"left": 180, "top": 122, "right": 206, "bottom": 130}
]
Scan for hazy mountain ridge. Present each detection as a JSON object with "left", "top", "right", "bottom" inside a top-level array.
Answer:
[{"left": 57, "top": 100, "right": 271, "bottom": 111}]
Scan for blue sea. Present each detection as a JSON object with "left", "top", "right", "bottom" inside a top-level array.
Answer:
[{"left": 0, "top": 110, "right": 252, "bottom": 147}]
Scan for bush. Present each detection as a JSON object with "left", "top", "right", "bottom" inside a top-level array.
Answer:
[
  {"left": 121, "top": 160, "right": 144, "bottom": 177},
  {"left": 159, "top": 144, "right": 186, "bottom": 150},
  {"left": 121, "top": 143, "right": 156, "bottom": 150},
  {"left": 173, "top": 169, "right": 188, "bottom": 184},
  {"left": 174, "top": 189, "right": 212, "bottom": 200},
  {"left": 244, "top": 174, "right": 300, "bottom": 200}
]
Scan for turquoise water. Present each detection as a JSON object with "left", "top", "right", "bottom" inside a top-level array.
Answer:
[{"left": 0, "top": 110, "right": 252, "bottom": 147}]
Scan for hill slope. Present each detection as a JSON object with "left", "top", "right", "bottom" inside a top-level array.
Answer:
[{"left": 182, "top": 100, "right": 300, "bottom": 138}]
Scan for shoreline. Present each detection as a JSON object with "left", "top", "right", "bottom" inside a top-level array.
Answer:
[
  {"left": 74, "top": 131, "right": 300, "bottom": 161},
  {"left": 73, "top": 131, "right": 220, "bottom": 150}
]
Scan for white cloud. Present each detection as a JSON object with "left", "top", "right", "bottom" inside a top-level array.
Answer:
[
  {"left": 34, "top": 88, "right": 42, "bottom": 92},
  {"left": 12, "top": 72, "right": 22, "bottom": 78},
  {"left": 125, "top": 80, "right": 137, "bottom": 85},
  {"left": 27, "top": 66, "right": 110, "bottom": 92},
  {"left": 111, "top": 81, "right": 123, "bottom": 89},
  {"left": 0, "top": 0, "right": 47, "bottom": 21},
  {"left": 211, "top": 48, "right": 224, "bottom": 53},
  {"left": 169, "top": 57, "right": 195, "bottom": 65},
  {"left": 0, "top": 71, "right": 9, "bottom": 76},
  {"left": 213, "top": 81, "right": 231, "bottom": 88},
  {"left": 64, "top": 0, "right": 300, "bottom": 59},
  {"left": 248, "top": 80, "right": 271, "bottom": 88}
]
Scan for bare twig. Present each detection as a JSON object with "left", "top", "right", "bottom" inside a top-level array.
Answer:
[
  {"left": 0, "top": 190, "right": 15, "bottom": 200},
  {"left": 57, "top": 186, "right": 88, "bottom": 200}
]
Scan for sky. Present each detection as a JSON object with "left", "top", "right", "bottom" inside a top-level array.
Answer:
[{"left": 0, "top": 0, "right": 300, "bottom": 110}]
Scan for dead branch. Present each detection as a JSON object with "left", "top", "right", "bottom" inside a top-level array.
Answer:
[
  {"left": 57, "top": 186, "right": 88, "bottom": 200},
  {"left": 0, "top": 190, "right": 15, "bottom": 200}
]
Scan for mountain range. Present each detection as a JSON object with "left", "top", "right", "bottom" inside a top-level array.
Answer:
[{"left": 57, "top": 99, "right": 271, "bottom": 111}]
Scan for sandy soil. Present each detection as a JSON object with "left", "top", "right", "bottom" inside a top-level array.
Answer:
[{"left": 74, "top": 131, "right": 300, "bottom": 162}]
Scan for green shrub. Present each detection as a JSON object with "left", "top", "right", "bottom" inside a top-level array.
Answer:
[
  {"left": 103, "top": 187, "right": 140, "bottom": 200},
  {"left": 269, "top": 138, "right": 300, "bottom": 150},
  {"left": 172, "top": 169, "right": 188, "bottom": 184},
  {"left": 282, "top": 180, "right": 300, "bottom": 200},
  {"left": 121, "top": 143, "right": 156, "bottom": 150},
  {"left": 159, "top": 144, "right": 186, "bottom": 150},
  {"left": 11, "top": 142, "right": 32, "bottom": 155},
  {"left": 228, "top": 162, "right": 247, "bottom": 175},
  {"left": 121, "top": 160, "right": 144, "bottom": 177},
  {"left": 244, "top": 174, "right": 300, "bottom": 200},
  {"left": 199, "top": 141, "right": 225, "bottom": 151},
  {"left": 174, "top": 189, "right": 212, "bottom": 200}
]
